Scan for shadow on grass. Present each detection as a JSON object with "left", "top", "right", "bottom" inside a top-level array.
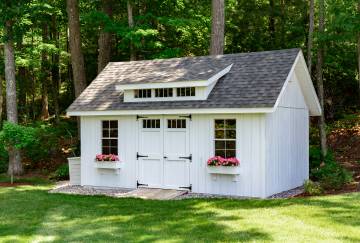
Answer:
[
  {"left": 0, "top": 187, "right": 272, "bottom": 242},
  {"left": 1, "top": 186, "right": 359, "bottom": 242}
]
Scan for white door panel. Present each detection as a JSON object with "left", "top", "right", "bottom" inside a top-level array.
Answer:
[{"left": 137, "top": 116, "right": 190, "bottom": 189}]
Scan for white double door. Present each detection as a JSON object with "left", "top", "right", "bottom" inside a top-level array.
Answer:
[{"left": 137, "top": 116, "right": 191, "bottom": 189}]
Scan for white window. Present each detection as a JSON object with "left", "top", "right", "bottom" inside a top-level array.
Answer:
[
  {"left": 142, "top": 119, "right": 160, "bottom": 128},
  {"left": 214, "top": 119, "right": 236, "bottom": 158},
  {"left": 176, "top": 87, "right": 195, "bottom": 97},
  {"left": 134, "top": 89, "right": 152, "bottom": 98},
  {"left": 102, "top": 120, "right": 118, "bottom": 155},
  {"left": 155, "top": 88, "right": 173, "bottom": 98},
  {"left": 167, "top": 119, "right": 186, "bottom": 129}
]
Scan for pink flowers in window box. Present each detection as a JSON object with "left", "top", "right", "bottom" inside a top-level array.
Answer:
[
  {"left": 95, "top": 154, "right": 120, "bottom": 162},
  {"left": 207, "top": 156, "right": 240, "bottom": 166}
]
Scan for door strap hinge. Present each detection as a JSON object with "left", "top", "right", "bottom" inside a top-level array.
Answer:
[
  {"left": 137, "top": 152, "right": 149, "bottom": 160},
  {"left": 136, "top": 115, "right": 148, "bottom": 120},
  {"left": 179, "top": 184, "right": 192, "bottom": 191},
  {"left": 137, "top": 180, "right": 148, "bottom": 188},
  {"left": 179, "top": 114, "right": 192, "bottom": 120},
  {"left": 179, "top": 154, "right": 192, "bottom": 162}
]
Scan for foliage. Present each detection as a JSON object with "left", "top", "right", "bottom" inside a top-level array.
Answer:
[
  {"left": 50, "top": 163, "right": 69, "bottom": 180},
  {"left": 0, "top": 146, "right": 8, "bottom": 173},
  {"left": 304, "top": 179, "right": 323, "bottom": 196},
  {"left": 309, "top": 146, "right": 353, "bottom": 190},
  {"left": 0, "top": 122, "right": 37, "bottom": 150},
  {"left": 1, "top": 185, "right": 360, "bottom": 242}
]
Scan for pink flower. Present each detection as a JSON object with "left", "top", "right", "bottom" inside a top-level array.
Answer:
[
  {"left": 96, "top": 154, "right": 120, "bottom": 162},
  {"left": 207, "top": 156, "right": 239, "bottom": 166}
]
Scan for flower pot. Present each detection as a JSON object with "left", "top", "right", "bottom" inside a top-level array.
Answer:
[
  {"left": 207, "top": 165, "right": 240, "bottom": 175},
  {"left": 68, "top": 157, "right": 81, "bottom": 185},
  {"left": 94, "top": 161, "right": 123, "bottom": 169}
]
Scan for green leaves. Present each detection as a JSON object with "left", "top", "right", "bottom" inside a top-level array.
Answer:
[{"left": 0, "top": 122, "right": 37, "bottom": 150}]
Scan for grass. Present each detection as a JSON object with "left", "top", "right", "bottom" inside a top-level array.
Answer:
[{"left": 0, "top": 181, "right": 359, "bottom": 242}]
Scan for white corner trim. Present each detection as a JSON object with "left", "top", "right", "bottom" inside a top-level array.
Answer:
[
  {"left": 115, "top": 64, "right": 233, "bottom": 91},
  {"left": 67, "top": 107, "right": 274, "bottom": 117}
]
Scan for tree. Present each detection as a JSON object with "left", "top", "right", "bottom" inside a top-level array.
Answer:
[
  {"left": 358, "top": 0, "right": 360, "bottom": 96},
  {"left": 41, "top": 23, "right": 50, "bottom": 120},
  {"left": 66, "top": 0, "right": 87, "bottom": 97},
  {"left": 316, "top": 0, "right": 328, "bottom": 157},
  {"left": 0, "top": 77, "right": 3, "bottom": 125},
  {"left": 97, "top": 0, "right": 113, "bottom": 73},
  {"left": 4, "top": 20, "right": 23, "bottom": 175},
  {"left": 127, "top": 0, "right": 136, "bottom": 61},
  {"left": 307, "top": 0, "right": 315, "bottom": 73},
  {"left": 210, "top": 0, "right": 225, "bottom": 55}
]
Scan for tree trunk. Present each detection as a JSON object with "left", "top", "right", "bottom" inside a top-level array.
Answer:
[
  {"left": 51, "top": 15, "right": 60, "bottom": 123},
  {"left": 268, "top": 0, "right": 276, "bottom": 48},
  {"left": 128, "top": 0, "right": 136, "bottom": 61},
  {"left": 66, "top": 0, "right": 87, "bottom": 98},
  {"left": 41, "top": 23, "right": 50, "bottom": 120},
  {"left": 358, "top": 0, "right": 360, "bottom": 98},
  {"left": 316, "top": 0, "right": 327, "bottom": 157},
  {"left": 307, "top": 0, "right": 315, "bottom": 74},
  {"left": 4, "top": 20, "right": 23, "bottom": 175},
  {"left": 97, "top": 0, "right": 113, "bottom": 73},
  {"left": 210, "top": 0, "right": 225, "bottom": 55}
]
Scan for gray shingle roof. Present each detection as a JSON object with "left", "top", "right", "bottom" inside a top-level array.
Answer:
[{"left": 67, "top": 48, "right": 300, "bottom": 112}]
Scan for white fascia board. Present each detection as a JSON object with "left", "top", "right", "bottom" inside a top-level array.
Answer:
[
  {"left": 273, "top": 50, "right": 321, "bottom": 117},
  {"left": 67, "top": 107, "right": 274, "bottom": 116},
  {"left": 115, "top": 64, "right": 233, "bottom": 91}
]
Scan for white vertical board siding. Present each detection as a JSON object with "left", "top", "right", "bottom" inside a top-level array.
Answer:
[
  {"left": 190, "top": 114, "right": 266, "bottom": 198},
  {"left": 265, "top": 71, "right": 309, "bottom": 196},
  {"left": 80, "top": 116, "right": 137, "bottom": 188}
]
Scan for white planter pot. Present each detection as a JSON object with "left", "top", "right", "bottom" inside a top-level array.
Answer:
[
  {"left": 94, "top": 161, "right": 123, "bottom": 169},
  {"left": 207, "top": 165, "right": 240, "bottom": 175},
  {"left": 68, "top": 157, "right": 81, "bottom": 185}
]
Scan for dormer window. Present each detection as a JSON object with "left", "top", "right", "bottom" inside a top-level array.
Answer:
[
  {"left": 155, "top": 88, "right": 173, "bottom": 98},
  {"left": 177, "top": 87, "right": 195, "bottom": 97},
  {"left": 134, "top": 89, "right": 151, "bottom": 98}
]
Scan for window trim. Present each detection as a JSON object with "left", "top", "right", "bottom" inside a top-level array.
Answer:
[
  {"left": 213, "top": 119, "right": 237, "bottom": 158},
  {"left": 101, "top": 120, "right": 118, "bottom": 155}
]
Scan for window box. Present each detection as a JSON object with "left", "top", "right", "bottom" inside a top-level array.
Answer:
[
  {"left": 94, "top": 161, "right": 124, "bottom": 169},
  {"left": 207, "top": 165, "right": 240, "bottom": 175}
]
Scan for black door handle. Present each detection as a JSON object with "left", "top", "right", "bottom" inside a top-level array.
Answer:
[
  {"left": 163, "top": 156, "right": 168, "bottom": 159},
  {"left": 137, "top": 152, "right": 149, "bottom": 160},
  {"left": 179, "top": 154, "right": 192, "bottom": 161}
]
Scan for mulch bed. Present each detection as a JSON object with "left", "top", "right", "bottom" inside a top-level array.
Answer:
[{"left": 0, "top": 182, "right": 33, "bottom": 187}]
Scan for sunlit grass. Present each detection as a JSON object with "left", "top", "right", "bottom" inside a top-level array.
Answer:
[{"left": 0, "top": 184, "right": 359, "bottom": 242}]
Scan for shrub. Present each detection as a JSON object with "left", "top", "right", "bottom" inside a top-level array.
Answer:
[
  {"left": 51, "top": 164, "right": 69, "bottom": 180},
  {"left": 0, "top": 145, "right": 8, "bottom": 173},
  {"left": 310, "top": 146, "right": 353, "bottom": 190},
  {"left": 304, "top": 180, "right": 323, "bottom": 196}
]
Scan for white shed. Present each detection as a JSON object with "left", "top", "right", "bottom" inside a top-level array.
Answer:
[{"left": 67, "top": 49, "right": 321, "bottom": 198}]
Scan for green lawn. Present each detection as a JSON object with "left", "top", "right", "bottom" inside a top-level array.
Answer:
[{"left": 0, "top": 183, "right": 359, "bottom": 242}]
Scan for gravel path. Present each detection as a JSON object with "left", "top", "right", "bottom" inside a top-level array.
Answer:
[
  {"left": 49, "top": 185, "right": 132, "bottom": 197},
  {"left": 49, "top": 182, "right": 304, "bottom": 199}
]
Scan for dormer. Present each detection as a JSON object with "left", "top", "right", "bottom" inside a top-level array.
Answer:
[{"left": 115, "top": 64, "right": 233, "bottom": 102}]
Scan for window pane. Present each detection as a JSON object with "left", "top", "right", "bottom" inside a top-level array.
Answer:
[
  {"left": 110, "top": 120, "right": 118, "bottom": 129},
  {"left": 147, "top": 89, "right": 151, "bottom": 97},
  {"left": 102, "top": 139, "right": 110, "bottom": 146},
  {"left": 215, "top": 130, "right": 225, "bottom": 139},
  {"left": 215, "top": 140, "right": 225, "bottom": 149},
  {"left": 226, "top": 130, "right": 236, "bottom": 139},
  {"left": 225, "top": 119, "right": 236, "bottom": 129},
  {"left": 190, "top": 87, "right": 195, "bottom": 96},
  {"left": 156, "top": 119, "right": 160, "bottom": 128},
  {"left": 172, "top": 120, "right": 176, "bottom": 128},
  {"left": 186, "top": 88, "right": 190, "bottom": 96},
  {"left": 215, "top": 120, "right": 225, "bottom": 129},
  {"left": 110, "top": 147, "right": 118, "bottom": 155},
  {"left": 102, "top": 121, "right": 109, "bottom": 129},
  {"left": 226, "top": 141, "right": 236, "bottom": 149},
  {"left": 110, "top": 139, "right": 118, "bottom": 147},
  {"left": 102, "top": 147, "right": 110, "bottom": 155},
  {"left": 215, "top": 150, "right": 225, "bottom": 158},
  {"left": 102, "top": 129, "right": 109, "bottom": 138},
  {"left": 226, "top": 150, "right": 236, "bottom": 158},
  {"left": 167, "top": 120, "right": 171, "bottom": 128},
  {"left": 142, "top": 120, "right": 146, "bottom": 128},
  {"left": 181, "top": 119, "right": 186, "bottom": 128}
]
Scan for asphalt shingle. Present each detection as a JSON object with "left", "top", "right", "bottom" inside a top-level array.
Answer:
[{"left": 67, "top": 48, "right": 300, "bottom": 112}]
